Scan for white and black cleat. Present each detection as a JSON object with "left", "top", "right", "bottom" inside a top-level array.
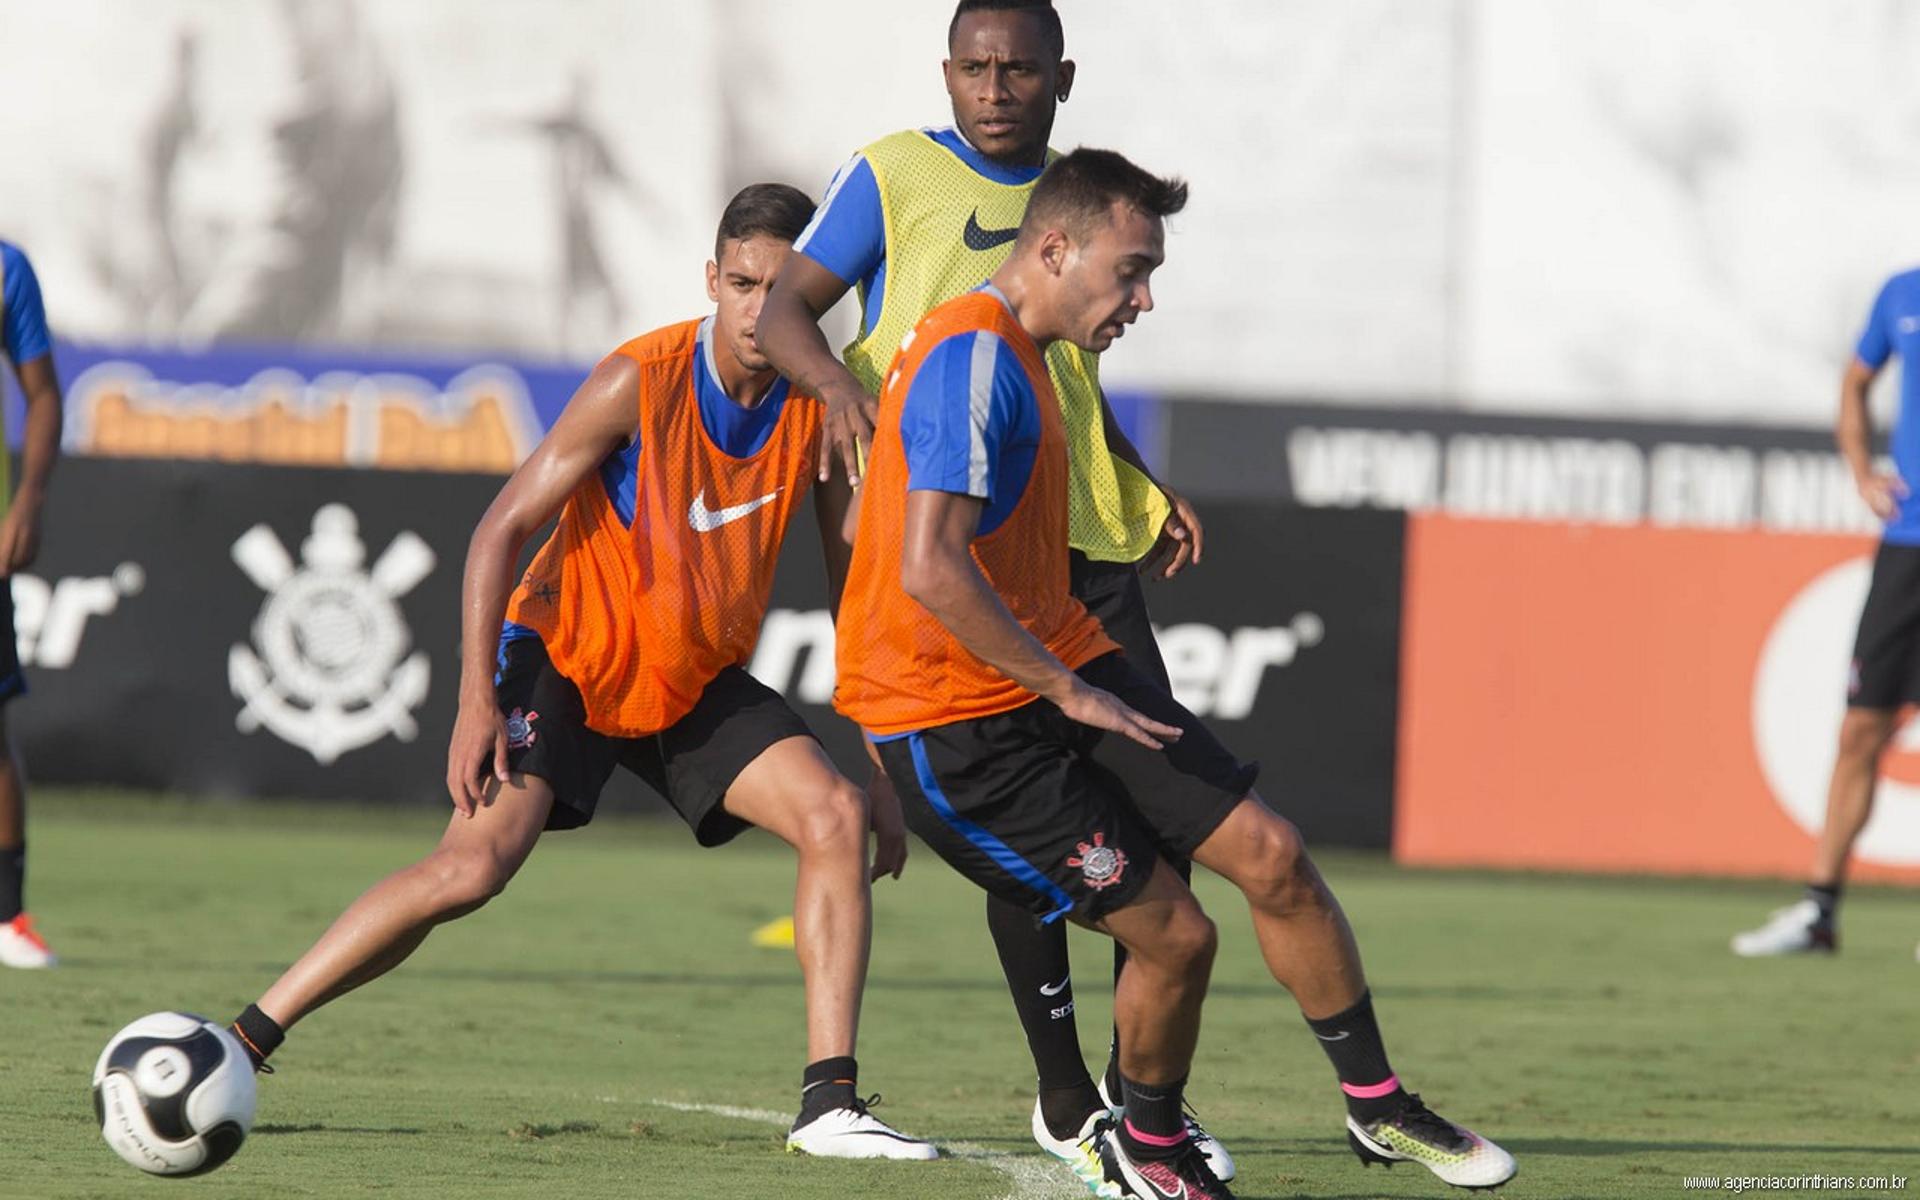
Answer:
[
  {"left": 785, "top": 1095, "right": 937, "bottom": 1161},
  {"left": 1731, "top": 899, "right": 1836, "bottom": 957},
  {"left": 1347, "top": 1093, "right": 1517, "bottom": 1191}
]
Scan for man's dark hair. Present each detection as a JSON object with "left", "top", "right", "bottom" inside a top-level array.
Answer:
[
  {"left": 948, "top": 0, "right": 1064, "bottom": 62},
  {"left": 714, "top": 183, "right": 815, "bottom": 262},
  {"left": 1018, "top": 148, "right": 1188, "bottom": 246}
]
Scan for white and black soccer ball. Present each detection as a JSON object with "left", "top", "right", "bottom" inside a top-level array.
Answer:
[{"left": 92, "top": 1012, "right": 257, "bottom": 1177}]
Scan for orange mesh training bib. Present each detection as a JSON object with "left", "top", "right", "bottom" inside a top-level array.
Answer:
[
  {"left": 834, "top": 292, "right": 1115, "bottom": 736},
  {"left": 506, "top": 319, "right": 820, "bottom": 736}
]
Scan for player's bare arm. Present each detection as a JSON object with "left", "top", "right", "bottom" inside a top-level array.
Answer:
[
  {"left": 900, "top": 487, "right": 1180, "bottom": 750},
  {"left": 1838, "top": 355, "right": 1905, "bottom": 519},
  {"left": 813, "top": 473, "right": 907, "bottom": 881},
  {"left": 448, "top": 355, "right": 640, "bottom": 814},
  {"left": 0, "top": 353, "right": 61, "bottom": 576},
  {"left": 761, "top": 255, "right": 878, "bottom": 486}
]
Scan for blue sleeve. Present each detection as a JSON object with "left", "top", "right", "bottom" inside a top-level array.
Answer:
[
  {"left": 793, "top": 153, "right": 885, "bottom": 287},
  {"left": 1857, "top": 278, "right": 1896, "bottom": 369},
  {"left": 900, "top": 330, "right": 1031, "bottom": 501},
  {"left": 1, "top": 245, "right": 51, "bottom": 366}
]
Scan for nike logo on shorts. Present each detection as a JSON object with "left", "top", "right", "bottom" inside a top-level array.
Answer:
[
  {"left": 963, "top": 210, "right": 1019, "bottom": 251},
  {"left": 688, "top": 488, "right": 781, "bottom": 532}
]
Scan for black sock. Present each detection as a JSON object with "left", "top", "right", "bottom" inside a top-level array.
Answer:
[
  {"left": 0, "top": 844, "right": 22, "bottom": 922},
  {"left": 796, "top": 1055, "right": 858, "bottom": 1125},
  {"left": 230, "top": 1004, "right": 284, "bottom": 1071},
  {"left": 1305, "top": 990, "right": 1406, "bottom": 1123},
  {"left": 1104, "top": 858, "right": 1193, "bottom": 1107},
  {"left": 985, "top": 893, "right": 1097, "bottom": 1113},
  {"left": 1117, "top": 1072, "right": 1188, "bottom": 1161},
  {"left": 1805, "top": 883, "right": 1842, "bottom": 925}
]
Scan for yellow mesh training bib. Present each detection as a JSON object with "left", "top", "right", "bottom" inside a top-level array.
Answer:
[{"left": 844, "top": 129, "right": 1168, "bottom": 563}]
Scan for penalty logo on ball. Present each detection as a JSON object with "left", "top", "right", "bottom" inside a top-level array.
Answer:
[
  {"left": 228, "top": 503, "right": 435, "bottom": 765},
  {"left": 1067, "top": 831, "right": 1128, "bottom": 891}
]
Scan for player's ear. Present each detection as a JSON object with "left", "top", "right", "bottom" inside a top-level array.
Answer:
[
  {"left": 1055, "top": 59, "right": 1075, "bottom": 103},
  {"left": 1040, "top": 228, "right": 1069, "bottom": 276},
  {"left": 705, "top": 258, "right": 720, "bottom": 304}
]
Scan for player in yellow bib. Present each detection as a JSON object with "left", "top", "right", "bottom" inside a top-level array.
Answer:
[{"left": 759, "top": 0, "right": 1223, "bottom": 1187}]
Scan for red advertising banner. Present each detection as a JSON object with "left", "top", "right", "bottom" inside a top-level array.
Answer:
[{"left": 1396, "top": 514, "right": 1920, "bottom": 884}]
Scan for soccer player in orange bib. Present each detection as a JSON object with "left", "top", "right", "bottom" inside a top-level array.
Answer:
[
  {"left": 222, "top": 185, "right": 935, "bottom": 1162},
  {"left": 835, "top": 150, "right": 1516, "bottom": 1198}
]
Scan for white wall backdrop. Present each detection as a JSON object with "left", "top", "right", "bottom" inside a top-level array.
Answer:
[{"left": 2, "top": 0, "right": 1916, "bottom": 426}]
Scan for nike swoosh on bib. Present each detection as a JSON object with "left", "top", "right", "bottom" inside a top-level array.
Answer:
[
  {"left": 688, "top": 488, "right": 781, "bottom": 532},
  {"left": 963, "top": 210, "right": 1019, "bottom": 251}
]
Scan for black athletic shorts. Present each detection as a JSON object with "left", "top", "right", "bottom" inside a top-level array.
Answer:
[
  {"left": 1070, "top": 550, "right": 1169, "bottom": 690},
  {"left": 877, "top": 652, "right": 1256, "bottom": 924},
  {"left": 0, "top": 581, "right": 24, "bottom": 704},
  {"left": 1849, "top": 542, "right": 1920, "bottom": 709},
  {"left": 495, "top": 636, "right": 814, "bottom": 843}
]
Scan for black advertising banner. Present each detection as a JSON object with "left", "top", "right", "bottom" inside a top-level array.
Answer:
[
  {"left": 16, "top": 458, "right": 496, "bottom": 805},
  {"left": 756, "top": 505, "right": 1405, "bottom": 849},
  {"left": 1166, "top": 398, "right": 1878, "bottom": 537},
  {"left": 20, "top": 461, "right": 1404, "bottom": 847}
]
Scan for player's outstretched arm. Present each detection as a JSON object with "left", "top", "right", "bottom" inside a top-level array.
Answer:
[
  {"left": 900, "top": 489, "right": 1182, "bottom": 750},
  {"left": 447, "top": 355, "right": 640, "bottom": 814},
  {"left": 760, "top": 255, "right": 878, "bottom": 487},
  {"left": 1837, "top": 356, "right": 1905, "bottom": 520}
]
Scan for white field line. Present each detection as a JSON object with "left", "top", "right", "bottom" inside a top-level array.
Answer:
[{"left": 642, "top": 1097, "right": 1082, "bottom": 1200}]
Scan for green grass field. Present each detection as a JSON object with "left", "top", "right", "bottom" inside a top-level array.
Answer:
[{"left": 6, "top": 791, "right": 1917, "bottom": 1199}]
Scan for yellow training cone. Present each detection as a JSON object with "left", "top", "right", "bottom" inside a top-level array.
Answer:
[{"left": 750, "top": 915, "right": 796, "bottom": 948}]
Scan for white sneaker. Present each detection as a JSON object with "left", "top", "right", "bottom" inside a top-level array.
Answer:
[
  {"left": 1032, "top": 1099, "right": 1124, "bottom": 1197},
  {"left": 785, "top": 1098, "right": 937, "bottom": 1161},
  {"left": 1731, "top": 899, "right": 1835, "bottom": 957},
  {"left": 0, "top": 913, "right": 56, "bottom": 969},
  {"left": 1098, "top": 1075, "right": 1237, "bottom": 1182}
]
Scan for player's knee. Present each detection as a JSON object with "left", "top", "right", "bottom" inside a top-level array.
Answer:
[
  {"left": 1157, "top": 902, "right": 1218, "bottom": 977},
  {"left": 423, "top": 846, "right": 513, "bottom": 915},
  {"left": 1838, "top": 710, "right": 1898, "bottom": 762},
  {"left": 793, "top": 778, "right": 869, "bottom": 857},
  {"left": 1235, "top": 813, "right": 1313, "bottom": 907}
]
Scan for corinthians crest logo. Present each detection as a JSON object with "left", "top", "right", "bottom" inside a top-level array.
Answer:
[
  {"left": 228, "top": 504, "right": 435, "bottom": 764},
  {"left": 1066, "top": 831, "right": 1128, "bottom": 891}
]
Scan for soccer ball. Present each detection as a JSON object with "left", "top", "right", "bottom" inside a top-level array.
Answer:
[{"left": 92, "top": 1012, "right": 257, "bottom": 1176}]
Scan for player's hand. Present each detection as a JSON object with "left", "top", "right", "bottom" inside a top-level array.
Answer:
[
  {"left": 866, "top": 766, "right": 908, "bottom": 882},
  {"left": 1858, "top": 471, "right": 1909, "bottom": 520},
  {"left": 1140, "top": 487, "right": 1204, "bottom": 581},
  {"left": 1055, "top": 679, "right": 1184, "bottom": 750},
  {"left": 0, "top": 502, "right": 44, "bottom": 576},
  {"left": 446, "top": 696, "right": 510, "bottom": 817},
  {"left": 818, "top": 378, "right": 878, "bottom": 487}
]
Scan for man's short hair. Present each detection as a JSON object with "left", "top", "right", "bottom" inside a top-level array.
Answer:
[
  {"left": 948, "top": 0, "right": 1064, "bottom": 62},
  {"left": 1017, "top": 148, "right": 1189, "bottom": 248},
  {"left": 714, "top": 183, "right": 815, "bottom": 262}
]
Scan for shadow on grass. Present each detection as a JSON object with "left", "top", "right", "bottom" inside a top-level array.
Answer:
[
  {"left": 253, "top": 1122, "right": 427, "bottom": 1136},
  {"left": 66, "top": 958, "right": 1602, "bottom": 1006},
  {"left": 1504, "top": 1136, "right": 1904, "bottom": 1157}
]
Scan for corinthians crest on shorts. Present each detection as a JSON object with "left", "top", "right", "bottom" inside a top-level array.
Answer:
[
  {"left": 1066, "top": 831, "right": 1128, "bottom": 891},
  {"left": 228, "top": 504, "right": 435, "bottom": 765}
]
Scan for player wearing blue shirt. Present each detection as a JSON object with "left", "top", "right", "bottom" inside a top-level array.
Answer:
[
  {"left": 0, "top": 241, "right": 65, "bottom": 970},
  {"left": 1732, "top": 267, "right": 1920, "bottom": 961}
]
